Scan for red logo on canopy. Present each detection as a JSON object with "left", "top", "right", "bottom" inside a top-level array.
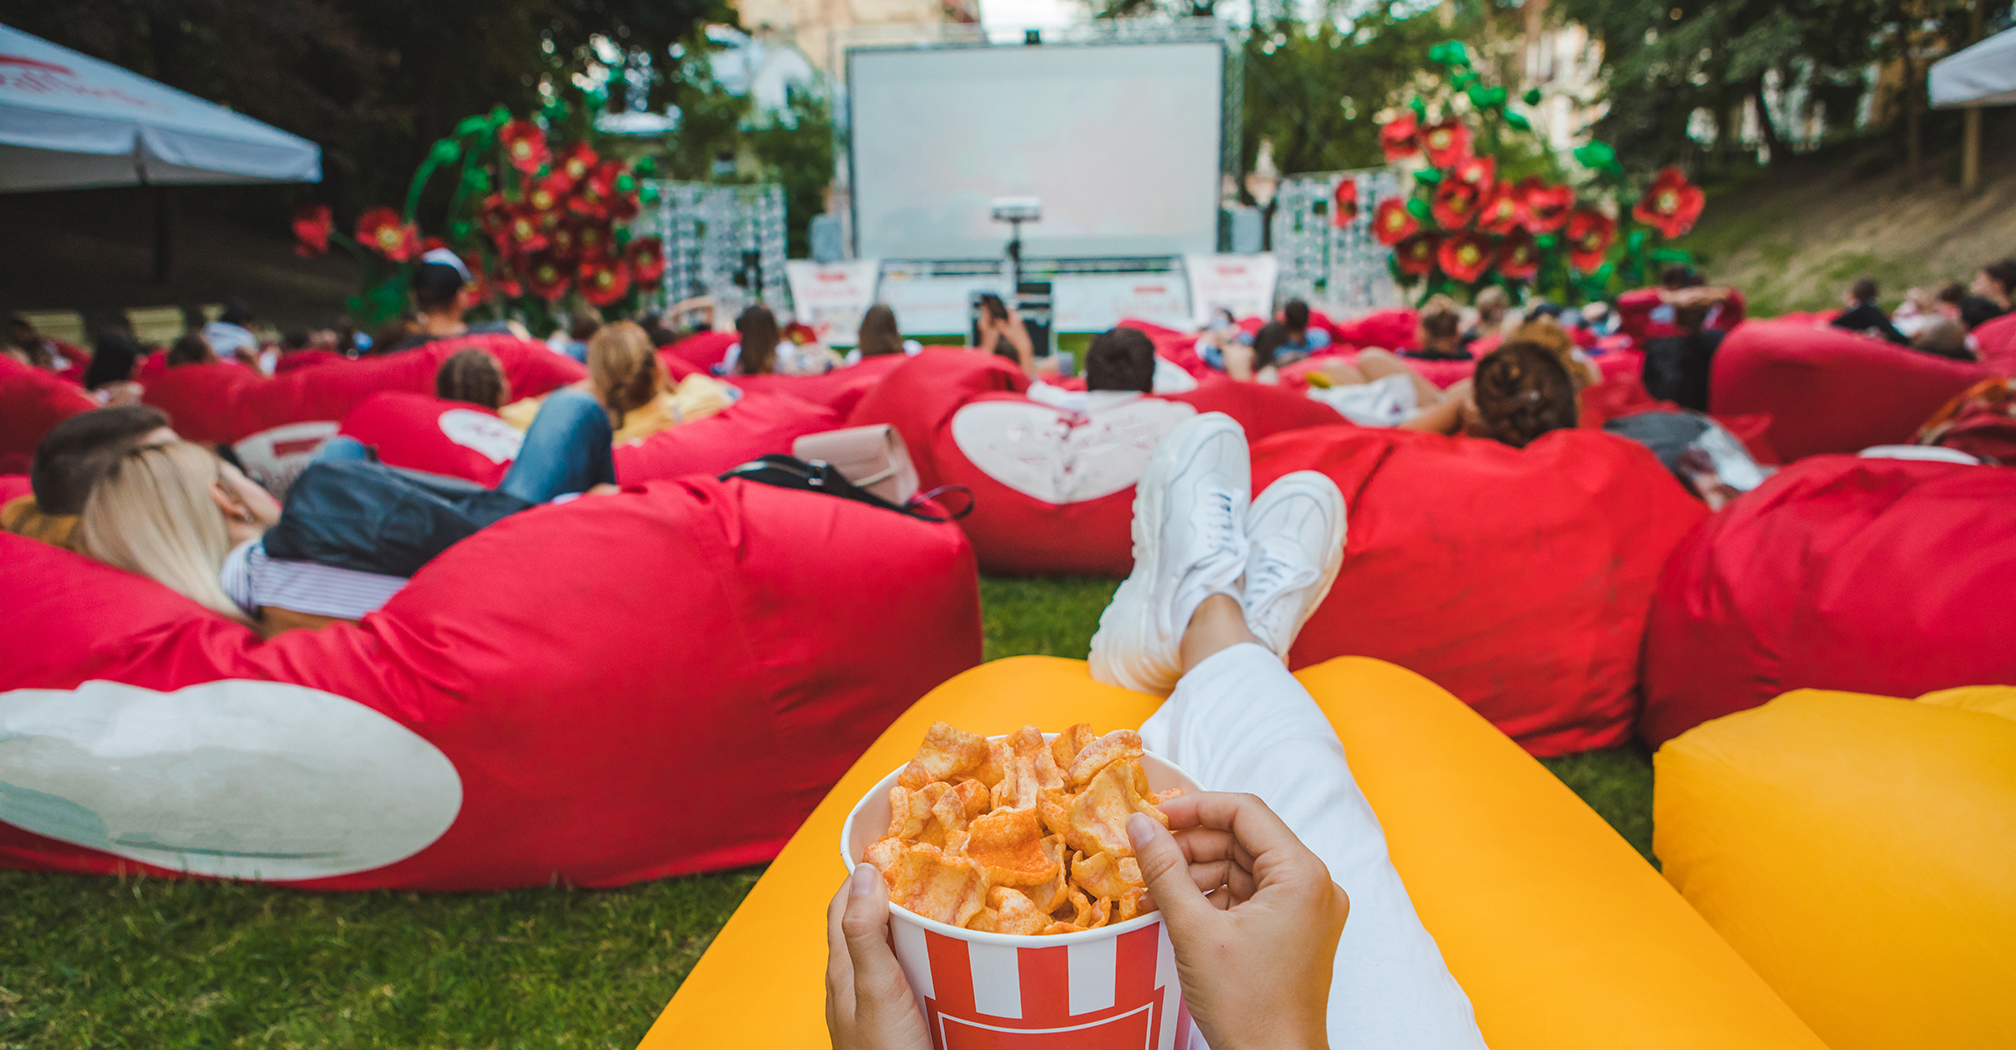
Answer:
[{"left": 0, "top": 52, "right": 170, "bottom": 111}]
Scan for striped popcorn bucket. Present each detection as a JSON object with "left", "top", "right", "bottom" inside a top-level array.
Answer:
[{"left": 843, "top": 740, "right": 1205, "bottom": 1050}]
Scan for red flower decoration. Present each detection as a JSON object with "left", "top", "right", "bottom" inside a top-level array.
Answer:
[
  {"left": 1379, "top": 113, "right": 1419, "bottom": 162},
  {"left": 1451, "top": 155, "right": 1496, "bottom": 190},
  {"left": 627, "top": 236, "right": 666, "bottom": 282},
  {"left": 1333, "top": 179, "right": 1359, "bottom": 227},
  {"left": 524, "top": 253, "right": 571, "bottom": 301},
  {"left": 577, "top": 253, "right": 632, "bottom": 307},
  {"left": 461, "top": 253, "right": 492, "bottom": 302},
  {"left": 1475, "top": 183, "right": 1532, "bottom": 236},
  {"left": 569, "top": 162, "right": 620, "bottom": 218},
  {"left": 504, "top": 207, "right": 548, "bottom": 256},
  {"left": 420, "top": 235, "right": 447, "bottom": 255},
  {"left": 291, "top": 204, "right": 332, "bottom": 257},
  {"left": 493, "top": 268, "right": 524, "bottom": 300},
  {"left": 1431, "top": 178, "right": 1484, "bottom": 229},
  {"left": 1393, "top": 232, "right": 1442, "bottom": 276},
  {"left": 1420, "top": 119, "right": 1471, "bottom": 168},
  {"left": 575, "top": 221, "right": 613, "bottom": 258},
  {"left": 1372, "top": 199, "right": 1419, "bottom": 245},
  {"left": 1566, "top": 208, "right": 1617, "bottom": 274},
  {"left": 1437, "top": 231, "right": 1496, "bottom": 284},
  {"left": 527, "top": 176, "right": 567, "bottom": 217},
  {"left": 548, "top": 222, "right": 579, "bottom": 259},
  {"left": 553, "top": 143, "right": 599, "bottom": 190},
  {"left": 1498, "top": 229, "right": 1540, "bottom": 280},
  {"left": 355, "top": 206, "right": 419, "bottom": 262},
  {"left": 478, "top": 193, "right": 512, "bottom": 241},
  {"left": 1632, "top": 165, "right": 1705, "bottom": 240},
  {"left": 499, "top": 120, "right": 549, "bottom": 175},
  {"left": 1519, "top": 177, "right": 1574, "bottom": 234}
]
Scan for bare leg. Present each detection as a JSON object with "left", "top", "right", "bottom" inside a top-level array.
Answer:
[
  {"left": 1179, "top": 593, "right": 1264, "bottom": 673},
  {"left": 1355, "top": 348, "right": 1444, "bottom": 407},
  {"left": 1309, "top": 358, "right": 1369, "bottom": 386}
]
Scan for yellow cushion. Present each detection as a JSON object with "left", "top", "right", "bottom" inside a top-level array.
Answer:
[
  {"left": 1655, "top": 689, "right": 2016, "bottom": 1050},
  {"left": 643, "top": 656, "right": 1821, "bottom": 1049}
]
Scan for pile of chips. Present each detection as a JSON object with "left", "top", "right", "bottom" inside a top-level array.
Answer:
[{"left": 863, "top": 721, "right": 1181, "bottom": 936}]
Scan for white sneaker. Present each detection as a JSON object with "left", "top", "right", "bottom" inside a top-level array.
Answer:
[
  {"left": 1088, "top": 412, "right": 1251, "bottom": 695},
  {"left": 1241, "top": 471, "right": 1347, "bottom": 661}
]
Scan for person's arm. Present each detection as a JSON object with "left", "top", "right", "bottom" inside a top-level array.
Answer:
[
  {"left": 1399, "top": 377, "right": 1471, "bottom": 435},
  {"left": 999, "top": 305, "right": 1037, "bottom": 377}
]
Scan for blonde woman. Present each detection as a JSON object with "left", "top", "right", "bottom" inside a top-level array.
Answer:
[{"left": 588, "top": 320, "right": 737, "bottom": 443}]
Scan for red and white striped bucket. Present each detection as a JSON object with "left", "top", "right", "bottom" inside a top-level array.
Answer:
[{"left": 842, "top": 741, "right": 1205, "bottom": 1050}]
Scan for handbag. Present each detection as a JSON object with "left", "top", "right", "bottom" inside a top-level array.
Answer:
[
  {"left": 720, "top": 454, "right": 972, "bottom": 523},
  {"left": 791, "top": 424, "right": 919, "bottom": 504}
]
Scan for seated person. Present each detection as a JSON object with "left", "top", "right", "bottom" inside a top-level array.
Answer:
[
  {"left": 1910, "top": 317, "right": 1975, "bottom": 361},
  {"left": 1302, "top": 348, "right": 1449, "bottom": 428},
  {"left": 1401, "top": 296, "right": 1473, "bottom": 362},
  {"left": 1960, "top": 259, "right": 2014, "bottom": 331},
  {"left": 7, "top": 314, "right": 88, "bottom": 375},
  {"left": 1223, "top": 321, "right": 1289, "bottom": 383},
  {"left": 589, "top": 320, "right": 737, "bottom": 442},
  {"left": 1603, "top": 411, "right": 1770, "bottom": 511},
  {"left": 973, "top": 293, "right": 1037, "bottom": 377},
  {"left": 202, "top": 300, "right": 262, "bottom": 365},
  {"left": 436, "top": 347, "right": 512, "bottom": 408},
  {"left": 550, "top": 313, "right": 602, "bottom": 364},
  {"left": 81, "top": 332, "right": 146, "bottom": 406},
  {"left": 1830, "top": 277, "right": 1908, "bottom": 344},
  {"left": 1275, "top": 298, "right": 1333, "bottom": 365},
  {"left": 1460, "top": 286, "right": 1510, "bottom": 348},
  {"left": 1399, "top": 341, "right": 1580, "bottom": 447},
  {"left": 383, "top": 250, "right": 516, "bottom": 353},
  {"left": 165, "top": 332, "right": 221, "bottom": 369},
  {"left": 1193, "top": 308, "right": 1244, "bottom": 372},
  {"left": 852, "top": 304, "right": 916, "bottom": 359},
  {"left": 1025, "top": 327, "right": 1155, "bottom": 412},
  {"left": 1641, "top": 292, "right": 1725, "bottom": 411},
  {"left": 831, "top": 413, "right": 1485, "bottom": 1050},
  {"left": 2, "top": 405, "right": 177, "bottom": 548}
]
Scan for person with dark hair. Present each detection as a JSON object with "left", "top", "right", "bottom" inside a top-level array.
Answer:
[
  {"left": 1641, "top": 290, "right": 1726, "bottom": 411},
  {"left": 81, "top": 332, "right": 144, "bottom": 397},
  {"left": 856, "top": 304, "right": 905, "bottom": 358},
  {"left": 1084, "top": 326, "right": 1157, "bottom": 393},
  {"left": 1274, "top": 298, "right": 1332, "bottom": 363},
  {"left": 3, "top": 405, "right": 178, "bottom": 548},
  {"left": 165, "top": 333, "right": 220, "bottom": 368},
  {"left": 1960, "top": 259, "right": 2014, "bottom": 331},
  {"left": 1911, "top": 317, "right": 1974, "bottom": 361},
  {"left": 436, "top": 348, "right": 511, "bottom": 409},
  {"left": 1661, "top": 264, "right": 1704, "bottom": 290},
  {"left": 729, "top": 304, "right": 783, "bottom": 376},
  {"left": 551, "top": 312, "right": 602, "bottom": 363},
  {"left": 1468, "top": 341, "right": 1580, "bottom": 447},
  {"left": 385, "top": 250, "right": 513, "bottom": 353},
  {"left": 1830, "top": 277, "right": 1907, "bottom": 344},
  {"left": 202, "top": 299, "right": 261, "bottom": 366},
  {"left": 1402, "top": 296, "right": 1472, "bottom": 362},
  {"left": 975, "top": 293, "right": 1036, "bottom": 376}
]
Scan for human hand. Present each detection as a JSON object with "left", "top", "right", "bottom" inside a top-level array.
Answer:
[
  {"left": 1127, "top": 793, "right": 1348, "bottom": 1050},
  {"left": 826, "top": 863, "right": 932, "bottom": 1050}
]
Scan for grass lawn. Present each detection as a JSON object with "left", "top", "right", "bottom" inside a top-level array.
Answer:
[{"left": 0, "top": 576, "right": 1653, "bottom": 1049}]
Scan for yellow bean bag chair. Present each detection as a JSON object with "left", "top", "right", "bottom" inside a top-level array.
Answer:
[
  {"left": 1655, "top": 687, "right": 2016, "bottom": 1050},
  {"left": 643, "top": 656, "right": 1822, "bottom": 1049}
]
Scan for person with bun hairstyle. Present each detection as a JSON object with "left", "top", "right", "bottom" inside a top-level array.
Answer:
[
  {"left": 436, "top": 348, "right": 511, "bottom": 409},
  {"left": 588, "top": 320, "right": 738, "bottom": 443}
]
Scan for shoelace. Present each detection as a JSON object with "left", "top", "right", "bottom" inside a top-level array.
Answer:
[
  {"left": 1246, "top": 534, "right": 1319, "bottom": 610},
  {"left": 1200, "top": 486, "right": 1246, "bottom": 557}
]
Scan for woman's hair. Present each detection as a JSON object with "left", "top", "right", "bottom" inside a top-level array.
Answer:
[
  {"left": 1471, "top": 341, "right": 1579, "bottom": 448},
  {"left": 165, "top": 334, "right": 215, "bottom": 367},
  {"left": 436, "top": 348, "right": 510, "bottom": 408},
  {"left": 1913, "top": 317, "right": 1969, "bottom": 357},
  {"left": 587, "top": 320, "right": 664, "bottom": 424},
  {"left": 77, "top": 441, "right": 247, "bottom": 620},
  {"left": 1507, "top": 316, "right": 1598, "bottom": 388},
  {"left": 1418, "top": 296, "right": 1462, "bottom": 343},
  {"left": 857, "top": 304, "right": 903, "bottom": 357},
  {"left": 1474, "top": 286, "right": 1510, "bottom": 325},
  {"left": 1252, "top": 322, "right": 1291, "bottom": 370},
  {"left": 84, "top": 332, "right": 143, "bottom": 390},
  {"left": 735, "top": 305, "right": 781, "bottom": 375}
]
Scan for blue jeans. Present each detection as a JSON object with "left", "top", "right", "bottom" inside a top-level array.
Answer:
[{"left": 317, "top": 388, "right": 615, "bottom": 504}]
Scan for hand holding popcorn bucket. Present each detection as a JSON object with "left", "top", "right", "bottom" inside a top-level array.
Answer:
[{"left": 842, "top": 723, "right": 1205, "bottom": 1050}]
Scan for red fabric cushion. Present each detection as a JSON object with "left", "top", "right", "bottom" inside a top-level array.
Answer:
[
  {"left": 339, "top": 391, "right": 520, "bottom": 487},
  {"left": 1641, "top": 456, "right": 2016, "bottom": 747},
  {"left": 1711, "top": 321, "right": 1988, "bottom": 460},
  {"left": 662, "top": 331, "right": 738, "bottom": 371},
  {"left": 0, "top": 355, "right": 96, "bottom": 466},
  {"left": 0, "top": 474, "right": 30, "bottom": 503},
  {"left": 614, "top": 392, "right": 843, "bottom": 483},
  {"left": 0, "top": 477, "right": 981, "bottom": 889},
  {"left": 1116, "top": 318, "right": 1212, "bottom": 377},
  {"left": 144, "top": 336, "right": 584, "bottom": 445},
  {"left": 1313, "top": 307, "right": 1417, "bottom": 351},
  {"left": 726, "top": 354, "right": 907, "bottom": 416},
  {"left": 1972, "top": 312, "right": 2016, "bottom": 376},
  {"left": 1616, "top": 288, "right": 1749, "bottom": 344},
  {"left": 273, "top": 350, "right": 350, "bottom": 374},
  {"left": 1252, "top": 425, "right": 1708, "bottom": 755}
]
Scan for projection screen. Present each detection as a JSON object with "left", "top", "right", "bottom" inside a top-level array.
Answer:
[{"left": 847, "top": 41, "right": 1224, "bottom": 261}]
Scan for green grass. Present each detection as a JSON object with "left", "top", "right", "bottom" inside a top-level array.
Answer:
[{"left": 0, "top": 577, "right": 1654, "bottom": 1049}]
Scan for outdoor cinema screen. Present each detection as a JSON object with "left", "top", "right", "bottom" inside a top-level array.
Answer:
[{"left": 847, "top": 40, "right": 1224, "bottom": 261}]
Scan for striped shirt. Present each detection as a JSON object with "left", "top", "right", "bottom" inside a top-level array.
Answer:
[{"left": 219, "top": 539, "right": 408, "bottom": 621}]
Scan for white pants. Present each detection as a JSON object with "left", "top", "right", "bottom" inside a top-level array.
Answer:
[
  {"left": 1304, "top": 372, "right": 1420, "bottom": 428},
  {"left": 1140, "top": 643, "right": 1488, "bottom": 1050}
]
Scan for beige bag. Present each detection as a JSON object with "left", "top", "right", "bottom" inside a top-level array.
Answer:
[{"left": 792, "top": 424, "right": 918, "bottom": 504}]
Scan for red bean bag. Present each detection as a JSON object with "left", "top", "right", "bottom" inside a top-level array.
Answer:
[
  {"left": 1311, "top": 307, "right": 1417, "bottom": 351},
  {"left": 1640, "top": 455, "right": 2016, "bottom": 748},
  {"left": 1251, "top": 425, "right": 1709, "bottom": 756},
  {"left": 0, "top": 474, "right": 29, "bottom": 504},
  {"left": 1972, "top": 313, "right": 2016, "bottom": 376},
  {"left": 725, "top": 354, "right": 907, "bottom": 416},
  {"left": 273, "top": 350, "right": 351, "bottom": 374},
  {"left": 339, "top": 392, "right": 524, "bottom": 487},
  {"left": 0, "top": 477, "right": 982, "bottom": 890},
  {"left": 0, "top": 355, "right": 97, "bottom": 474},
  {"left": 1116, "top": 318, "right": 1212, "bottom": 377},
  {"left": 1712, "top": 321, "right": 1989, "bottom": 461},
  {"left": 614, "top": 392, "right": 844, "bottom": 483},
  {"left": 1616, "top": 287, "right": 1748, "bottom": 344},
  {"left": 662, "top": 331, "right": 738, "bottom": 371}
]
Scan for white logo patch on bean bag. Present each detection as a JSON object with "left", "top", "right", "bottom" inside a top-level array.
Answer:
[
  {"left": 438, "top": 409, "right": 525, "bottom": 464},
  {"left": 232, "top": 421, "right": 341, "bottom": 496},
  {"left": 0, "top": 679, "right": 462, "bottom": 881},
  {"left": 950, "top": 398, "right": 1198, "bottom": 505}
]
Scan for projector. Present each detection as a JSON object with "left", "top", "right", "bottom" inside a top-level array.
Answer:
[{"left": 990, "top": 197, "right": 1042, "bottom": 224}]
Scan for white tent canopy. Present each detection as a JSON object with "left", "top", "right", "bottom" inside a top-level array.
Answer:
[
  {"left": 1930, "top": 25, "right": 2016, "bottom": 109},
  {"left": 0, "top": 23, "right": 320, "bottom": 192}
]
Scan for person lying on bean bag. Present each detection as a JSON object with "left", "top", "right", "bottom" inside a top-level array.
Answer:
[
  {"left": 1, "top": 406, "right": 177, "bottom": 549},
  {"left": 581, "top": 320, "right": 737, "bottom": 443}
]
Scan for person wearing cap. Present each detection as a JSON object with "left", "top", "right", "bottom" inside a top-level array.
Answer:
[{"left": 384, "top": 249, "right": 516, "bottom": 353}]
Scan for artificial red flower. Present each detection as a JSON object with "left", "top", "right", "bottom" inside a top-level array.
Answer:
[
  {"left": 527, "top": 175, "right": 567, "bottom": 217},
  {"left": 1431, "top": 177, "right": 1484, "bottom": 229},
  {"left": 499, "top": 119, "right": 549, "bottom": 175},
  {"left": 1519, "top": 177, "right": 1574, "bottom": 233},
  {"left": 1451, "top": 154, "right": 1496, "bottom": 190},
  {"left": 553, "top": 143, "right": 599, "bottom": 190},
  {"left": 786, "top": 322, "right": 819, "bottom": 345},
  {"left": 574, "top": 221, "right": 613, "bottom": 258},
  {"left": 1372, "top": 199, "right": 1419, "bottom": 245},
  {"left": 478, "top": 194, "right": 512, "bottom": 241},
  {"left": 1420, "top": 119, "right": 1471, "bottom": 168},
  {"left": 577, "top": 253, "right": 632, "bottom": 307},
  {"left": 1475, "top": 183, "right": 1532, "bottom": 235},
  {"left": 503, "top": 206, "right": 548, "bottom": 256},
  {"left": 548, "top": 222, "right": 579, "bottom": 259},
  {"left": 1437, "top": 231, "right": 1496, "bottom": 284},
  {"left": 461, "top": 253, "right": 492, "bottom": 302},
  {"left": 627, "top": 236, "right": 666, "bottom": 282},
  {"left": 1566, "top": 208, "right": 1617, "bottom": 273},
  {"left": 524, "top": 253, "right": 571, "bottom": 301},
  {"left": 1393, "top": 231, "right": 1441, "bottom": 276},
  {"left": 355, "top": 206, "right": 419, "bottom": 262},
  {"left": 291, "top": 204, "right": 332, "bottom": 257},
  {"left": 1379, "top": 113, "right": 1419, "bottom": 162},
  {"left": 1333, "top": 179, "right": 1359, "bottom": 227},
  {"left": 493, "top": 267, "right": 524, "bottom": 300},
  {"left": 420, "top": 235, "right": 447, "bottom": 255},
  {"left": 569, "top": 162, "right": 620, "bottom": 218},
  {"left": 604, "top": 185, "right": 641, "bottom": 222},
  {"left": 1498, "top": 229, "right": 1540, "bottom": 280},
  {"left": 1632, "top": 165, "right": 1705, "bottom": 240}
]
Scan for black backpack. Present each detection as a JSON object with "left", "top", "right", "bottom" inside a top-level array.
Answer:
[
  {"left": 262, "top": 460, "right": 532, "bottom": 577},
  {"left": 719, "top": 455, "right": 973, "bottom": 523}
]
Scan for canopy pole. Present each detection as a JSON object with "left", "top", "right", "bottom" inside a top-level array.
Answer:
[
  {"left": 152, "top": 185, "right": 172, "bottom": 284},
  {"left": 1961, "top": 107, "right": 1982, "bottom": 193}
]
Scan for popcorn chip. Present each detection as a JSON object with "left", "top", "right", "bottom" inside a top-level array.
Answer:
[{"left": 869, "top": 722, "right": 1175, "bottom": 937}]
